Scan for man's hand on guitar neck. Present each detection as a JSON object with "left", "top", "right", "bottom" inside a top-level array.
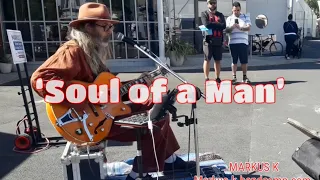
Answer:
[{"left": 139, "top": 72, "right": 154, "bottom": 87}]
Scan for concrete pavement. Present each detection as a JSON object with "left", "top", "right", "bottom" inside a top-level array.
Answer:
[
  {"left": 0, "top": 53, "right": 318, "bottom": 85},
  {"left": 172, "top": 53, "right": 319, "bottom": 72}
]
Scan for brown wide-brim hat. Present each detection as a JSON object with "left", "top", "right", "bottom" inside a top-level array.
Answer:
[{"left": 69, "top": 2, "right": 120, "bottom": 28}]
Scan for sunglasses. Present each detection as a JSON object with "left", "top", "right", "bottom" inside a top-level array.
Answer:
[
  {"left": 95, "top": 24, "right": 114, "bottom": 31},
  {"left": 209, "top": 2, "right": 217, "bottom": 5}
]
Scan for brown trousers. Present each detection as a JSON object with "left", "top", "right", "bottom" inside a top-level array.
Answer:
[{"left": 106, "top": 100, "right": 180, "bottom": 173}]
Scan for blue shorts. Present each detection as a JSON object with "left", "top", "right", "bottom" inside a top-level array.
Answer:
[{"left": 229, "top": 43, "right": 248, "bottom": 64}]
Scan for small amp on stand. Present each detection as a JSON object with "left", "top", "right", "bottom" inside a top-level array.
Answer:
[{"left": 6, "top": 29, "right": 66, "bottom": 152}]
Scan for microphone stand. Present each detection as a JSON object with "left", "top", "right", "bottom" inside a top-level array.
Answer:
[{"left": 133, "top": 44, "right": 205, "bottom": 178}]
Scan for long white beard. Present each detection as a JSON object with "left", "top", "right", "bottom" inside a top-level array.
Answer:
[{"left": 100, "top": 42, "right": 109, "bottom": 47}]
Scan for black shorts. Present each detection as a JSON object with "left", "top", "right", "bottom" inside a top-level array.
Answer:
[
  {"left": 203, "top": 42, "right": 223, "bottom": 61},
  {"left": 229, "top": 43, "right": 248, "bottom": 64}
]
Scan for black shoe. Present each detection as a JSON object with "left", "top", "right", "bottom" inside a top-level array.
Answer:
[
  {"left": 216, "top": 78, "right": 221, "bottom": 84},
  {"left": 242, "top": 77, "right": 251, "bottom": 84},
  {"left": 164, "top": 156, "right": 196, "bottom": 172},
  {"left": 232, "top": 77, "right": 237, "bottom": 84}
]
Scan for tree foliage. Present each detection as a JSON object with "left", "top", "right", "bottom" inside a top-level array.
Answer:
[{"left": 305, "top": 0, "right": 319, "bottom": 17}]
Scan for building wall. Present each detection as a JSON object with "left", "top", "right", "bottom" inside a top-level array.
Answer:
[
  {"left": 246, "top": 0, "right": 288, "bottom": 46},
  {"left": 247, "top": 0, "right": 317, "bottom": 46},
  {"left": 166, "top": 0, "right": 247, "bottom": 27},
  {"left": 291, "top": 0, "right": 317, "bottom": 37}
]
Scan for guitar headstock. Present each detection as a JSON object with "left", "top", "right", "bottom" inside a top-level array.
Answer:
[{"left": 149, "top": 65, "right": 170, "bottom": 78}]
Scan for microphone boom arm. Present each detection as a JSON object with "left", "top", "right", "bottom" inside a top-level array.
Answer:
[{"left": 134, "top": 45, "right": 206, "bottom": 99}]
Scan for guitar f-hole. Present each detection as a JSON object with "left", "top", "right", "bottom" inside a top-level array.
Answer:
[
  {"left": 94, "top": 118, "right": 107, "bottom": 134},
  {"left": 89, "top": 103, "right": 99, "bottom": 117}
]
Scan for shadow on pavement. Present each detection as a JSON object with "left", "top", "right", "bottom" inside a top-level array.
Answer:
[
  {"left": 0, "top": 132, "right": 31, "bottom": 179},
  {"left": 106, "top": 140, "right": 133, "bottom": 147},
  {"left": 0, "top": 77, "right": 29, "bottom": 86},
  {"left": 247, "top": 80, "right": 307, "bottom": 86},
  {"left": 247, "top": 61, "right": 320, "bottom": 71}
]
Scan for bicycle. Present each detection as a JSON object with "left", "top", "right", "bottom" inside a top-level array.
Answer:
[{"left": 251, "top": 34, "right": 284, "bottom": 56}]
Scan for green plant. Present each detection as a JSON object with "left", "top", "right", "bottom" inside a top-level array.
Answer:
[
  {"left": 0, "top": 54, "right": 10, "bottom": 63},
  {"left": 165, "top": 38, "right": 196, "bottom": 58}
]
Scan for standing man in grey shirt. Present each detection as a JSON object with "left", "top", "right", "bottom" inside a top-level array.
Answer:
[
  {"left": 225, "top": 1, "right": 251, "bottom": 84},
  {"left": 201, "top": 0, "right": 226, "bottom": 83}
]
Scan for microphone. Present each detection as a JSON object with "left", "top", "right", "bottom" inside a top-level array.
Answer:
[
  {"left": 115, "top": 32, "right": 139, "bottom": 47},
  {"left": 115, "top": 32, "right": 151, "bottom": 53}
]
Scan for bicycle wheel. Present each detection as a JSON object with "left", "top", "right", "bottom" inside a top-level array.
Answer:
[
  {"left": 251, "top": 41, "right": 261, "bottom": 54},
  {"left": 269, "top": 41, "right": 283, "bottom": 56}
]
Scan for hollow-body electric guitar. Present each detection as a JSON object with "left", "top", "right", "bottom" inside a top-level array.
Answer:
[{"left": 46, "top": 67, "right": 167, "bottom": 145}]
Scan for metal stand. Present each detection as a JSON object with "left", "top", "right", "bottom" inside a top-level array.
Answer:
[
  {"left": 129, "top": 43, "right": 206, "bottom": 178},
  {"left": 61, "top": 141, "right": 105, "bottom": 180},
  {"left": 15, "top": 62, "right": 66, "bottom": 148},
  {"left": 172, "top": 103, "right": 200, "bottom": 176},
  {"left": 136, "top": 128, "right": 144, "bottom": 179}
]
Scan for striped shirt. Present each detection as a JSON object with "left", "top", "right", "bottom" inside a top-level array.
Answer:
[{"left": 226, "top": 14, "right": 251, "bottom": 45}]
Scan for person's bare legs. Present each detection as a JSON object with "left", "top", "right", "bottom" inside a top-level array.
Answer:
[
  {"left": 241, "top": 63, "right": 247, "bottom": 76},
  {"left": 203, "top": 60, "right": 210, "bottom": 80},
  {"left": 212, "top": 46, "right": 223, "bottom": 83},
  {"left": 214, "top": 60, "right": 221, "bottom": 79},
  {"left": 231, "top": 63, "right": 237, "bottom": 77},
  {"left": 240, "top": 44, "right": 250, "bottom": 83}
]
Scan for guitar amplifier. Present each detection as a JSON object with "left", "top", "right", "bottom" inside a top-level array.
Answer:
[{"left": 61, "top": 141, "right": 106, "bottom": 180}]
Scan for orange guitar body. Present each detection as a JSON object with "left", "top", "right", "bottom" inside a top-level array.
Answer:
[{"left": 46, "top": 72, "right": 131, "bottom": 145}]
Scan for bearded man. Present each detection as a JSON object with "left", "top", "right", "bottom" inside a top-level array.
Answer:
[{"left": 30, "top": 3, "right": 195, "bottom": 179}]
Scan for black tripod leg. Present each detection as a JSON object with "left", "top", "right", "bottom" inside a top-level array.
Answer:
[
  {"left": 192, "top": 103, "right": 200, "bottom": 178},
  {"left": 136, "top": 129, "right": 144, "bottom": 179}
]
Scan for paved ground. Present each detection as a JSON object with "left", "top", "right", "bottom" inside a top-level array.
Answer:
[
  {"left": 1, "top": 60, "right": 320, "bottom": 180},
  {"left": 0, "top": 53, "right": 317, "bottom": 85}
]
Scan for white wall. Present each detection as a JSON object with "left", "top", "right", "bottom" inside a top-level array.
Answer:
[
  {"left": 165, "top": 0, "right": 247, "bottom": 28},
  {"left": 291, "top": 0, "right": 317, "bottom": 37},
  {"left": 246, "top": 0, "right": 288, "bottom": 46},
  {"left": 169, "top": 0, "right": 247, "bottom": 17},
  {"left": 165, "top": 0, "right": 317, "bottom": 46},
  {"left": 198, "top": 0, "right": 247, "bottom": 17},
  {"left": 246, "top": 0, "right": 317, "bottom": 46}
]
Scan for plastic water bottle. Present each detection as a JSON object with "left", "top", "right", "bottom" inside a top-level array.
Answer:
[{"left": 103, "top": 162, "right": 133, "bottom": 176}]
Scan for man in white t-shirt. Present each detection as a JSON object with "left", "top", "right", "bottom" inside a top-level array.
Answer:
[{"left": 226, "top": 1, "right": 251, "bottom": 84}]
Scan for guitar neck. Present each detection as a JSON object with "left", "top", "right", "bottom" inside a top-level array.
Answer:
[
  {"left": 119, "top": 68, "right": 165, "bottom": 97},
  {"left": 120, "top": 78, "right": 145, "bottom": 97}
]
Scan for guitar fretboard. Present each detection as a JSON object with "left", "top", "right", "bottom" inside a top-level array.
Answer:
[{"left": 120, "top": 78, "right": 146, "bottom": 96}]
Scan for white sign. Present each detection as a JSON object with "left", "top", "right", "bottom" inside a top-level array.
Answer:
[{"left": 6, "top": 29, "right": 27, "bottom": 64}]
